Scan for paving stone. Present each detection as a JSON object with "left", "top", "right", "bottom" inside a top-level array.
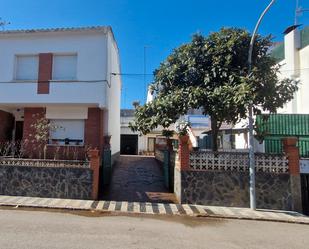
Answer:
[
  {"left": 182, "top": 204, "right": 194, "bottom": 215},
  {"left": 103, "top": 201, "right": 110, "bottom": 210},
  {"left": 102, "top": 156, "right": 177, "bottom": 203},
  {"left": 95, "top": 201, "right": 105, "bottom": 210}
]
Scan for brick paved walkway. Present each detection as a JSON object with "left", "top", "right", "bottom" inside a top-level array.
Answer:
[
  {"left": 102, "top": 155, "right": 177, "bottom": 203},
  {"left": 0, "top": 195, "right": 308, "bottom": 224}
]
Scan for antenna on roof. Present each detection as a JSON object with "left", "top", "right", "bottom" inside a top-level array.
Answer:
[
  {"left": 295, "top": 0, "right": 309, "bottom": 25},
  {"left": 143, "top": 45, "right": 151, "bottom": 103},
  {"left": 0, "top": 18, "right": 11, "bottom": 31}
]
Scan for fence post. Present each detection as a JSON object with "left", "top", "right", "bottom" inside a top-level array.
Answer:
[
  {"left": 178, "top": 135, "right": 190, "bottom": 171},
  {"left": 174, "top": 135, "right": 190, "bottom": 203},
  {"left": 163, "top": 150, "right": 170, "bottom": 189},
  {"left": 88, "top": 149, "right": 100, "bottom": 200},
  {"left": 282, "top": 137, "right": 302, "bottom": 212}
]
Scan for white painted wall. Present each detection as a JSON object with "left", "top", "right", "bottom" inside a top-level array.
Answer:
[
  {"left": 279, "top": 29, "right": 309, "bottom": 114},
  {"left": 0, "top": 81, "right": 106, "bottom": 107},
  {"left": 106, "top": 32, "right": 121, "bottom": 156},
  {"left": 0, "top": 28, "right": 122, "bottom": 155},
  {"left": 0, "top": 30, "right": 108, "bottom": 107},
  {"left": 46, "top": 106, "right": 88, "bottom": 119},
  {"left": 235, "top": 133, "right": 247, "bottom": 149}
]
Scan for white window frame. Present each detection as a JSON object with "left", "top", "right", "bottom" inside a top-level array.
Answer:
[
  {"left": 51, "top": 53, "right": 77, "bottom": 81},
  {"left": 49, "top": 119, "right": 85, "bottom": 146},
  {"left": 14, "top": 54, "right": 39, "bottom": 81}
]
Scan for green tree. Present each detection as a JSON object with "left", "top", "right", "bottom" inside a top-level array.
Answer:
[{"left": 130, "top": 28, "right": 298, "bottom": 151}]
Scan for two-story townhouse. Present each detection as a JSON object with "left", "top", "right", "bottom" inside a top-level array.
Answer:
[
  {"left": 253, "top": 25, "right": 309, "bottom": 156},
  {"left": 0, "top": 26, "right": 121, "bottom": 161},
  {"left": 211, "top": 25, "right": 309, "bottom": 153},
  {"left": 272, "top": 25, "right": 309, "bottom": 114}
]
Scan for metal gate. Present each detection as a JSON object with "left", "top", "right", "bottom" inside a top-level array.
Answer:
[
  {"left": 163, "top": 150, "right": 170, "bottom": 190},
  {"left": 162, "top": 150, "right": 175, "bottom": 191},
  {"left": 100, "top": 148, "right": 111, "bottom": 187},
  {"left": 301, "top": 174, "right": 309, "bottom": 215}
]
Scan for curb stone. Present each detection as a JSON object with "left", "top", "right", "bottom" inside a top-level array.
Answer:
[{"left": 0, "top": 195, "right": 308, "bottom": 224}]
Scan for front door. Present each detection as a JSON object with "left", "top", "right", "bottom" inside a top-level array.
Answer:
[
  {"left": 15, "top": 121, "right": 24, "bottom": 142},
  {"left": 120, "top": 135, "right": 138, "bottom": 155}
]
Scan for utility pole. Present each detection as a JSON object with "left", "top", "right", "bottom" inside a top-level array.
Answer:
[
  {"left": 143, "top": 45, "right": 151, "bottom": 103},
  {"left": 295, "top": 0, "right": 309, "bottom": 25},
  {"left": 248, "top": 0, "right": 276, "bottom": 210}
]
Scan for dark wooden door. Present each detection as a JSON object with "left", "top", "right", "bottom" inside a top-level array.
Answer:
[
  {"left": 15, "top": 121, "right": 24, "bottom": 141},
  {"left": 120, "top": 135, "right": 138, "bottom": 155}
]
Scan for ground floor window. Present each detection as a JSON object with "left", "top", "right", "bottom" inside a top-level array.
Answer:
[
  {"left": 147, "top": 137, "right": 155, "bottom": 152},
  {"left": 49, "top": 119, "right": 85, "bottom": 146}
]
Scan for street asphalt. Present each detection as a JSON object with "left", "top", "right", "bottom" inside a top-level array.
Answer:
[{"left": 0, "top": 208, "right": 308, "bottom": 249}]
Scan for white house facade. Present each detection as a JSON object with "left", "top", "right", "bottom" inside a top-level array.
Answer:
[
  {"left": 273, "top": 25, "right": 309, "bottom": 114},
  {"left": 0, "top": 26, "right": 121, "bottom": 160}
]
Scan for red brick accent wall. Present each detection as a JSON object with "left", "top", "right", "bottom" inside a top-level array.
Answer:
[
  {"left": 85, "top": 107, "right": 104, "bottom": 151},
  {"left": 178, "top": 135, "right": 190, "bottom": 171},
  {"left": 88, "top": 149, "right": 100, "bottom": 200},
  {"left": 283, "top": 137, "right": 300, "bottom": 176},
  {"left": 38, "top": 53, "right": 53, "bottom": 94},
  {"left": 0, "top": 110, "right": 14, "bottom": 142},
  {"left": 23, "top": 108, "right": 46, "bottom": 158},
  {"left": 22, "top": 107, "right": 104, "bottom": 159}
]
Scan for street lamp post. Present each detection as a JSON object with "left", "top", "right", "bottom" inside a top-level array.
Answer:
[{"left": 248, "top": 0, "right": 276, "bottom": 210}]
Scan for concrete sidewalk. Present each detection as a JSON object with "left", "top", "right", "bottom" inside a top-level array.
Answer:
[{"left": 0, "top": 195, "right": 308, "bottom": 224}]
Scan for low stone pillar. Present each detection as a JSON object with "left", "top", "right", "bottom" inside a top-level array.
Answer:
[
  {"left": 282, "top": 137, "right": 302, "bottom": 212},
  {"left": 88, "top": 149, "right": 100, "bottom": 200}
]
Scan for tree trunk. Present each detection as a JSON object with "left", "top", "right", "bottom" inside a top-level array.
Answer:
[{"left": 211, "top": 118, "right": 219, "bottom": 152}]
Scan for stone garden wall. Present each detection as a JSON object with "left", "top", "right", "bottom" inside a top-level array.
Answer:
[
  {"left": 174, "top": 136, "right": 303, "bottom": 212},
  {"left": 176, "top": 169, "right": 292, "bottom": 210},
  {"left": 0, "top": 158, "right": 93, "bottom": 200}
]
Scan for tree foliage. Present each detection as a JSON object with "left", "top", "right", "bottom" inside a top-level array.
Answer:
[{"left": 130, "top": 28, "right": 298, "bottom": 151}]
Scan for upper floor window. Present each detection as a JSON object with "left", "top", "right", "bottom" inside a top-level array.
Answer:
[
  {"left": 15, "top": 55, "right": 39, "bottom": 80},
  {"left": 52, "top": 54, "right": 77, "bottom": 80}
]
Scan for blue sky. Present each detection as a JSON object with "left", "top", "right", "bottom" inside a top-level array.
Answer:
[{"left": 1, "top": 0, "right": 309, "bottom": 109}]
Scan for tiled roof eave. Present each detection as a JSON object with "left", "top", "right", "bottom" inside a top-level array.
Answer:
[{"left": 0, "top": 26, "right": 111, "bottom": 36}]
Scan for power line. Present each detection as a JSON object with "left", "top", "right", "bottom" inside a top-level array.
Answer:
[
  {"left": 111, "top": 73, "right": 153, "bottom": 76},
  {"left": 0, "top": 18, "right": 10, "bottom": 31},
  {"left": 295, "top": 0, "right": 309, "bottom": 25}
]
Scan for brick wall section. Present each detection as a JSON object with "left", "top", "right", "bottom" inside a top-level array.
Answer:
[
  {"left": 283, "top": 137, "right": 300, "bottom": 175},
  {"left": 38, "top": 53, "right": 53, "bottom": 94},
  {"left": 282, "top": 137, "right": 302, "bottom": 212},
  {"left": 23, "top": 107, "right": 87, "bottom": 160},
  {"left": 0, "top": 110, "right": 14, "bottom": 142},
  {"left": 85, "top": 107, "right": 104, "bottom": 151},
  {"left": 22, "top": 107, "right": 104, "bottom": 160},
  {"left": 89, "top": 149, "right": 100, "bottom": 200},
  {"left": 23, "top": 108, "right": 46, "bottom": 158},
  {"left": 178, "top": 135, "right": 190, "bottom": 171}
]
